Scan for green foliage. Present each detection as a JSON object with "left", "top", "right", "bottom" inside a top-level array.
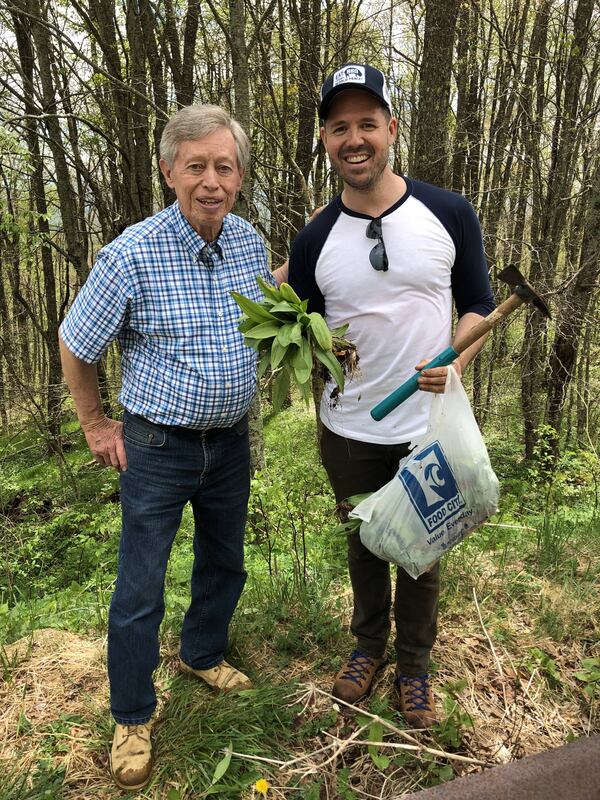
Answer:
[
  {"left": 536, "top": 604, "right": 566, "bottom": 641},
  {"left": 574, "top": 658, "right": 600, "bottom": 701},
  {"left": 526, "top": 426, "right": 599, "bottom": 509},
  {"left": 232, "top": 277, "right": 353, "bottom": 411},
  {"left": 298, "top": 708, "right": 338, "bottom": 738},
  {"left": 38, "top": 714, "right": 85, "bottom": 756},
  {"left": 210, "top": 743, "right": 233, "bottom": 784},
  {"left": 0, "top": 423, "right": 122, "bottom": 612},
  {"left": 332, "top": 492, "right": 373, "bottom": 535},
  {"left": 367, "top": 693, "right": 394, "bottom": 719},
  {"left": 526, "top": 647, "right": 561, "bottom": 688},
  {"left": 238, "top": 569, "right": 345, "bottom": 668},
  {"left": 422, "top": 755, "right": 455, "bottom": 786},
  {"left": 336, "top": 767, "right": 359, "bottom": 799},
  {"left": 246, "top": 408, "right": 342, "bottom": 584},
  {"left": 143, "top": 682, "right": 300, "bottom": 797},
  {"left": 432, "top": 680, "right": 473, "bottom": 749},
  {"left": 0, "top": 400, "right": 599, "bottom": 796},
  {"left": 0, "top": 761, "right": 65, "bottom": 799},
  {"left": 365, "top": 720, "right": 391, "bottom": 770},
  {"left": 0, "top": 578, "right": 110, "bottom": 643},
  {"left": 300, "top": 780, "right": 326, "bottom": 800},
  {"left": 2, "top": 502, "right": 120, "bottom": 600},
  {"left": 534, "top": 512, "right": 576, "bottom": 571}
]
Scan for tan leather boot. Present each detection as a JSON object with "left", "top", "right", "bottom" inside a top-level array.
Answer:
[
  {"left": 110, "top": 722, "right": 153, "bottom": 790},
  {"left": 179, "top": 658, "right": 252, "bottom": 692}
]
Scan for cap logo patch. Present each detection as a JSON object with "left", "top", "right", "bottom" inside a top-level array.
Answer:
[{"left": 333, "top": 65, "right": 365, "bottom": 87}]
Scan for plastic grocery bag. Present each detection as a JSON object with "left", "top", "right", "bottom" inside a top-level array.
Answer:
[{"left": 350, "top": 366, "right": 499, "bottom": 578}]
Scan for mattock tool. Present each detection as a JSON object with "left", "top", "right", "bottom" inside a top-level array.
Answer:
[{"left": 370, "top": 264, "right": 551, "bottom": 421}]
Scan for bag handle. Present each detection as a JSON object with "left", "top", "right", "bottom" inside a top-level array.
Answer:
[{"left": 426, "top": 364, "right": 457, "bottom": 431}]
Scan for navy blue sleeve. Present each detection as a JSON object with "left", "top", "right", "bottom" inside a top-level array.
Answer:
[
  {"left": 288, "top": 200, "right": 342, "bottom": 315},
  {"left": 410, "top": 179, "right": 495, "bottom": 318}
]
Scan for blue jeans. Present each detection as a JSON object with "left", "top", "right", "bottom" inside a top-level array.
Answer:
[{"left": 108, "top": 411, "right": 250, "bottom": 725}]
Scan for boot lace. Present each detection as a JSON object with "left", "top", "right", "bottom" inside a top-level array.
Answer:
[
  {"left": 117, "top": 724, "right": 151, "bottom": 752},
  {"left": 397, "top": 674, "right": 432, "bottom": 710},
  {"left": 340, "top": 650, "right": 378, "bottom": 686}
]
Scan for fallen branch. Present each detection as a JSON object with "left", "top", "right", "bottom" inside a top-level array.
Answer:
[
  {"left": 227, "top": 683, "right": 490, "bottom": 776},
  {"left": 473, "top": 587, "right": 509, "bottom": 712}
]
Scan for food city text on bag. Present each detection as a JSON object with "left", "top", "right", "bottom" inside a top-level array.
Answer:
[{"left": 350, "top": 366, "right": 499, "bottom": 578}]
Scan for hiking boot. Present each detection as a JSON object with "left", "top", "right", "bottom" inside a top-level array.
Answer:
[
  {"left": 332, "top": 649, "right": 387, "bottom": 704},
  {"left": 179, "top": 658, "right": 252, "bottom": 692},
  {"left": 396, "top": 673, "right": 437, "bottom": 728},
  {"left": 110, "top": 722, "right": 153, "bottom": 790}
]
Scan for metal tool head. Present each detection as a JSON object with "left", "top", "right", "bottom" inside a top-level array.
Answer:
[{"left": 497, "top": 265, "right": 551, "bottom": 318}]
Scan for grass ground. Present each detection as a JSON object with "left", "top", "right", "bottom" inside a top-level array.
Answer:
[{"left": 0, "top": 401, "right": 599, "bottom": 798}]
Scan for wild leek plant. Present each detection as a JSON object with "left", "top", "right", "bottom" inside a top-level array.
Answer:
[{"left": 231, "top": 277, "right": 359, "bottom": 412}]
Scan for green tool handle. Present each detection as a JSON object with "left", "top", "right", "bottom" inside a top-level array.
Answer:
[{"left": 370, "top": 346, "right": 459, "bottom": 421}]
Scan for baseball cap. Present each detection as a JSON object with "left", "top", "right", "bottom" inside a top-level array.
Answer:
[{"left": 319, "top": 64, "right": 393, "bottom": 120}]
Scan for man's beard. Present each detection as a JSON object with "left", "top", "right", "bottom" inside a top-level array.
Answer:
[{"left": 335, "top": 146, "right": 390, "bottom": 191}]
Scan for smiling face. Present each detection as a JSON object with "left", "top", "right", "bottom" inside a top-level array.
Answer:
[
  {"left": 321, "top": 90, "right": 397, "bottom": 193},
  {"left": 159, "top": 128, "right": 244, "bottom": 241}
]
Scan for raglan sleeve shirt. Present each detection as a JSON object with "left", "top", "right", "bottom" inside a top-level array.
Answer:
[{"left": 288, "top": 179, "right": 495, "bottom": 444}]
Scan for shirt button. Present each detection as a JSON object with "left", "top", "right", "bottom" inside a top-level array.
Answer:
[
  {"left": 217, "top": 310, "right": 223, "bottom": 318},
  {"left": 223, "top": 345, "right": 227, "bottom": 352},
  {"left": 225, "top": 383, "right": 232, "bottom": 389}
]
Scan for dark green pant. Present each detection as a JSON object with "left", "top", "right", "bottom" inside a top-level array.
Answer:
[{"left": 320, "top": 425, "right": 439, "bottom": 676}]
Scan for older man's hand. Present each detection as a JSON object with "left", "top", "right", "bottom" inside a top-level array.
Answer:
[{"left": 82, "top": 416, "right": 128, "bottom": 471}]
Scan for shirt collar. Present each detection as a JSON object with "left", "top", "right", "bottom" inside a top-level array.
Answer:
[{"left": 169, "top": 202, "right": 227, "bottom": 261}]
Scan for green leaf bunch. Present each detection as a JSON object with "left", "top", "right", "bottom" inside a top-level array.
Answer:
[
  {"left": 231, "top": 277, "right": 352, "bottom": 413},
  {"left": 574, "top": 657, "right": 600, "bottom": 700}
]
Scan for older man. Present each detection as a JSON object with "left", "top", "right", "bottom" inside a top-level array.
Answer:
[
  {"left": 289, "top": 65, "right": 495, "bottom": 727},
  {"left": 59, "top": 105, "right": 273, "bottom": 790}
]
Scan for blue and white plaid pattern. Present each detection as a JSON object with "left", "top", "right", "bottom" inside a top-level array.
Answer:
[{"left": 60, "top": 202, "right": 272, "bottom": 428}]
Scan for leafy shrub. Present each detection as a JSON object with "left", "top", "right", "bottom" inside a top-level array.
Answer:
[
  {"left": 1, "top": 502, "right": 120, "bottom": 600},
  {"left": 246, "top": 407, "right": 343, "bottom": 585}
]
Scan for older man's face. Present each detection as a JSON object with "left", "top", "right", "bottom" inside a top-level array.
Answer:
[{"left": 160, "top": 128, "right": 243, "bottom": 242}]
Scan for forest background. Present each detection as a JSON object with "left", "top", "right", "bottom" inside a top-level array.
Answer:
[{"left": 0, "top": 0, "right": 599, "bottom": 798}]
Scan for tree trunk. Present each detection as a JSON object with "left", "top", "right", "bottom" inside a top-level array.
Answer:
[
  {"left": 412, "top": 0, "right": 460, "bottom": 187},
  {"left": 289, "top": 0, "right": 320, "bottom": 234},
  {"left": 11, "top": 5, "right": 62, "bottom": 448},
  {"left": 125, "top": 0, "right": 153, "bottom": 219},
  {"left": 520, "top": 0, "right": 594, "bottom": 458},
  {"left": 228, "top": 0, "right": 265, "bottom": 473},
  {"left": 546, "top": 157, "right": 600, "bottom": 447},
  {"left": 24, "top": 0, "right": 89, "bottom": 284}
]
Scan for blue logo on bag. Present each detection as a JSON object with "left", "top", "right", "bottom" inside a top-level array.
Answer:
[{"left": 398, "top": 441, "right": 466, "bottom": 534}]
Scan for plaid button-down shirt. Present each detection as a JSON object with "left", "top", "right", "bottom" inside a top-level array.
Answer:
[{"left": 60, "top": 202, "right": 272, "bottom": 428}]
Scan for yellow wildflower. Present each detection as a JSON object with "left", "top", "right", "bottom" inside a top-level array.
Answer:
[{"left": 255, "top": 778, "right": 269, "bottom": 795}]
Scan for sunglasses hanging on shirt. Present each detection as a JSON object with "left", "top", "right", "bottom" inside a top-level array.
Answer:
[{"left": 366, "top": 217, "right": 389, "bottom": 272}]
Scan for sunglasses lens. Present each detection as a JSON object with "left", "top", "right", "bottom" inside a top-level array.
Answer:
[
  {"left": 366, "top": 218, "right": 388, "bottom": 271},
  {"left": 369, "top": 242, "right": 388, "bottom": 271}
]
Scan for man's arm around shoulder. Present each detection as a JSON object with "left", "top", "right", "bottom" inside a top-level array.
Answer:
[{"left": 271, "top": 206, "right": 326, "bottom": 287}]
